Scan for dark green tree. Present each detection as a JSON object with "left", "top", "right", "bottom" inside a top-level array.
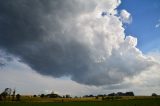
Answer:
[
  {"left": 1, "top": 88, "right": 12, "bottom": 101},
  {"left": 0, "top": 94, "right": 2, "bottom": 101},
  {"left": 16, "top": 94, "right": 21, "bottom": 101},
  {"left": 152, "top": 93, "right": 158, "bottom": 96},
  {"left": 33, "top": 95, "right": 37, "bottom": 97},
  {"left": 40, "top": 94, "right": 45, "bottom": 98},
  {"left": 12, "top": 89, "right": 16, "bottom": 101}
]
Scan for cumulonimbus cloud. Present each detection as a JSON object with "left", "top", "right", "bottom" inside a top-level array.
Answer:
[{"left": 0, "top": 0, "right": 159, "bottom": 86}]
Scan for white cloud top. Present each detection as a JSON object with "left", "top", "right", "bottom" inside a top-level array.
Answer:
[{"left": 120, "top": 9, "right": 132, "bottom": 23}]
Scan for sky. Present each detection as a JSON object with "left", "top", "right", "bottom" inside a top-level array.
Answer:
[
  {"left": 0, "top": 0, "right": 160, "bottom": 96},
  {"left": 119, "top": 0, "right": 160, "bottom": 53}
]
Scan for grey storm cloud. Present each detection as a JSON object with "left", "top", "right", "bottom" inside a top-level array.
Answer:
[{"left": 0, "top": 0, "right": 157, "bottom": 86}]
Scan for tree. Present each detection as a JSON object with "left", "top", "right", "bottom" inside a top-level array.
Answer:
[
  {"left": 12, "top": 89, "right": 16, "bottom": 101},
  {"left": 65, "top": 94, "right": 71, "bottom": 98},
  {"left": 95, "top": 96, "right": 99, "bottom": 99},
  {"left": 40, "top": 94, "right": 45, "bottom": 98},
  {"left": 33, "top": 95, "right": 37, "bottom": 97},
  {"left": 152, "top": 93, "right": 158, "bottom": 96},
  {"left": 108, "top": 93, "right": 116, "bottom": 96},
  {"left": 16, "top": 94, "right": 21, "bottom": 101},
  {"left": 0, "top": 94, "right": 2, "bottom": 101},
  {"left": 1, "top": 88, "right": 12, "bottom": 100},
  {"left": 1, "top": 92, "right": 7, "bottom": 100},
  {"left": 125, "top": 92, "right": 134, "bottom": 96}
]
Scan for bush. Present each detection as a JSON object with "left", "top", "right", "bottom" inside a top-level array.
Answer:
[
  {"left": 33, "top": 95, "right": 37, "bottom": 97},
  {"left": 16, "top": 94, "right": 21, "bottom": 101}
]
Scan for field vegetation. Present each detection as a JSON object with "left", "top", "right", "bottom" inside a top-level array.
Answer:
[
  {"left": 0, "top": 96, "right": 160, "bottom": 106},
  {"left": 1, "top": 88, "right": 160, "bottom": 106}
]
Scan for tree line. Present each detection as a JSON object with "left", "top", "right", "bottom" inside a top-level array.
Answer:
[
  {"left": 0, "top": 88, "right": 20, "bottom": 101},
  {"left": 0, "top": 88, "right": 159, "bottom": 101}
]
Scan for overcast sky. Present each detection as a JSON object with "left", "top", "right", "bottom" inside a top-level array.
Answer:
[{"left": 0, "top": 0, "right": 160, "bottom": 96}]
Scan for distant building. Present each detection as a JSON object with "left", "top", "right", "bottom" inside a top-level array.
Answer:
[{"left": 46, "top": 93, "right": 61, "bottom": 98}]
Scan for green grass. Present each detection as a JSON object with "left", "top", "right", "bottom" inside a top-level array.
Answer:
[{"left": 1, "top": 99, "right": 160, "bottom": 106}]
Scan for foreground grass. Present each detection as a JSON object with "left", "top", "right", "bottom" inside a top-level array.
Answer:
[{"left": 1, "top": 99, "right": 160, "bottom": 106}]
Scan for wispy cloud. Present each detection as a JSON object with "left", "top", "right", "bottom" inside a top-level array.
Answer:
[{"left": 155, "top": 19, "right": 160, "bottom": 28}]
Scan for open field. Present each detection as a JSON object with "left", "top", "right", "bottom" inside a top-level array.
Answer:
[
  {"left": 0, "top": 96, "right": 160, "bottom": 106},
  {"left": 1, "top": 99, "right": 160, "bottom": 106}
]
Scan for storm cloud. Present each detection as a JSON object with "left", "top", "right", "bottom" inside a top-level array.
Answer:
[{"left": 0, "top": 0, "right": 158, "bottom": 86}]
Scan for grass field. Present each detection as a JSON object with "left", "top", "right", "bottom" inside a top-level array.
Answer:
[{"left": 0, "top": 98, "right": 160, "bottom": 106}]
